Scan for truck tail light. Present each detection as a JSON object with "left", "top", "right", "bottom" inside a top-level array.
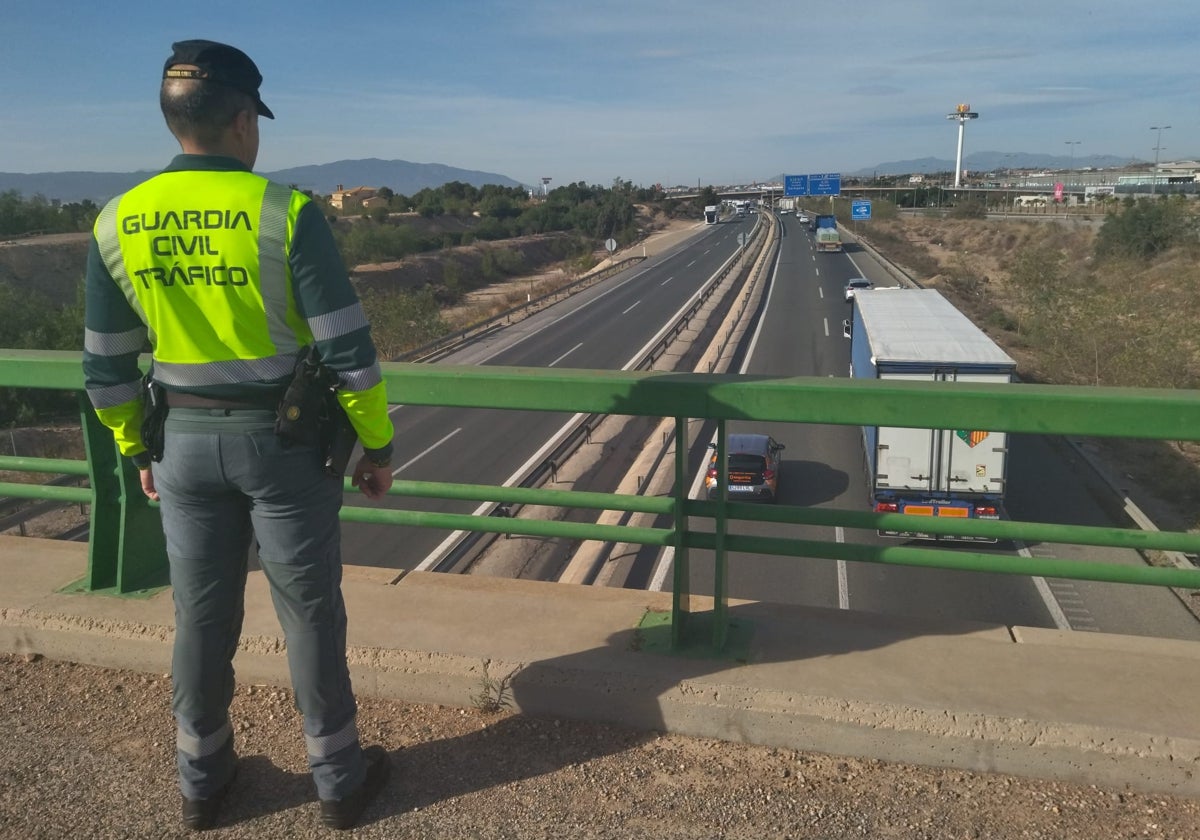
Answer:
[
  {"left": 975, "top": 505, "right": 997, "bottom": 517},
  {"left": 875, "top": 502, "right": 899, "bottom": 513}
]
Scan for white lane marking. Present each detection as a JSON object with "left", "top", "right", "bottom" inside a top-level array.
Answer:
[
  {"left": 836, "top": 526, "right": 849, "bottom": 609},
  {"left": 661, "top": 275, "right": 675, "bottom": 286},
  {"left": 549, "top": 342, "right": 583, "bottom": 367},
  {"left": 818, "top": 287, "right": 823, "bottom": 299},
  {"left": 393, "top": 427, "right": 461, "bottom": 476},
  {"left": 823, "top": 318, "right": 829, "bottom": 337},
  {"left": 416, "top": 411, "right": 592, "bottom": 572},
  {"left": 622, "top": 300, "right": 641, "bottom": 315},
  {"left": 687, "top": 260, "right": 697, "bottom": 267},
  {"left": 471, "top": 260, "right": 661, "bottom": 364},
  {"left": 1017, "top": 542, "right": 1072, "bottom": 630}
]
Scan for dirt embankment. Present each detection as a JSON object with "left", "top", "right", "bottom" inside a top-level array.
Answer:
[
  {"left": 0, "top": 233, "right": 90, "bottom": 304},
  {"left": 351, "top": 232, "right": 579, "bottom": 299}
]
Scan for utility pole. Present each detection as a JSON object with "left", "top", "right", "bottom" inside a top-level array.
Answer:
[
  {"left": 1064, "top": 141, "right": 1080, "bottom": 206},
  {"left": 1150, "top": 125, "right": 1170, "bottom": 196}
]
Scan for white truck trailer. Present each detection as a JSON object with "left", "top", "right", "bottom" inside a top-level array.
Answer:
[{"left": 849, "top": 288, "right": 1016, "bottom": 540}]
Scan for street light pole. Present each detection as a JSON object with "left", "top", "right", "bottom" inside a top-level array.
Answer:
[
  {"left": 1149, "top": 125, "right": 1170, "bottom": 196},
  {"left": 1064, "top": 141, "right": 1080, "bottom": 206}
]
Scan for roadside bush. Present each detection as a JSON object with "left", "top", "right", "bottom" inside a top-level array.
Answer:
[
  {"left": 357, "top": 287, "right": 448, "bottom": 360},
  {"left": 947, "top": 201, "right": 987, "bottom": 219},
  {"left": 0, "top": 281, "right": 85, "bottom": 425},
  {"left": 1094, "top": 197, "right": 1198, "bottom": 260}
]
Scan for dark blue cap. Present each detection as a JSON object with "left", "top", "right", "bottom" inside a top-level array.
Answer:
[{"left": 163, "top": 39, "right": 274, "bottom": 119}]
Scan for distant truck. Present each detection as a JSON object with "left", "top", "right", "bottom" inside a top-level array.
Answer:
[
  {"left": 813, "top": 214, "right": 841, "bottom": 252},
  {"left": 849, "top": 289, "right": 1016, "bottom": 541},
  {"left": 704, "top": 205, "right": 719, "bottom": 224}
]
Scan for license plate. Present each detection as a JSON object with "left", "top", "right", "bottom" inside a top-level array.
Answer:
[{"left": 728, "top": 485, "right": 753, "bottom": 492}]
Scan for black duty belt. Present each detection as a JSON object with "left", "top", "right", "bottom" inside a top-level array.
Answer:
[{"left": 165, "top": 392, "right": 279, "bottom": 411}]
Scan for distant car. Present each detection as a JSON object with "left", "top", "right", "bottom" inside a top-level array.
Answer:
[
  {"left": 796, "top": 213, "right": 809, "bottom": 223},
  {"left": 704, "top": 433, "right": 785, "bottom": 502},
  {"left": 844, "top": 278, "right": 874, "bottom": 302}
]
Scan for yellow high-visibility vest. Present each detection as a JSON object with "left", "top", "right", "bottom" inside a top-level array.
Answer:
[{"left": 95, "top": 170, "right": 310, "bottom": 385}]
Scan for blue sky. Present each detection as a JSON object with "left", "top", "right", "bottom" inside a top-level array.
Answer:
[{"left": 3, "top": 1, "right": 1196, "bottom": 187}]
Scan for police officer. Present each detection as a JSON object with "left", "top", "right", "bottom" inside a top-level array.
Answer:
[{"left": 83, "top": 40, "right": 394, "bottom": 831}]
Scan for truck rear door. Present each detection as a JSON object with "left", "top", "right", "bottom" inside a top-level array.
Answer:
[
  {"left": 934, "top": 371, "right": 1008, "bottom": 495},
  {"left": 873, "top": 371, "right": 1008, "bottom": 496},
  {"left": 874, "top": 373, "right": 937, "bottom": 492}
]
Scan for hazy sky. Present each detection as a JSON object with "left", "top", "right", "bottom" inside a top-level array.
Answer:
[{"left": 3, "top": 1, "right": 1196, "bottom": 187}]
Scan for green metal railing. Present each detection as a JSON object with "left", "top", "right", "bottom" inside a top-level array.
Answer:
[{"left": 3, "top": 348, "right": 1200, "bottom": 652}]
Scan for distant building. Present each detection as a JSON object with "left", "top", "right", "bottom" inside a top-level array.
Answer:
[{"left": 330, "top": 184, "right": 379, "bottom": 211}]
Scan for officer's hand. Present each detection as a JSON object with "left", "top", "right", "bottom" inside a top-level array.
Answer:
[
  {"left": 139, "top": 466, "right": 160, "bottom": 502},
  {"left": 351, "top": 456, "right": 393, "bottom": 501}
]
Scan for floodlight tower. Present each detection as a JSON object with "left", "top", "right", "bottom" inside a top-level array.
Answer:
[
  {"left": 541, "top": 177, "right": 552, "bottom": 197},
  {"left": 945, "top": 103, "right": 979, "bottom": 188}
]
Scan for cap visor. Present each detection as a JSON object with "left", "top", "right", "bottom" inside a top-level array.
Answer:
[{"left": 257, "top": 100, "right": 274, "bottom": 119}]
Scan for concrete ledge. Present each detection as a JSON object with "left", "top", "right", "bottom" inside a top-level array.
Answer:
[{"left": 2, "top": 535, "right": 1199, "bottom": 797}]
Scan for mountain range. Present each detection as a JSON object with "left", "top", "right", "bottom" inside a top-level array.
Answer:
[
  {"left": 844, "top": 151, "right": 1148, "bottom": 177},
  {"left": 1, "top": 150, "right": 1178, "bottom": 204},
  {"left": 0, "top": 158, "right": 525, "bottom": 204}
]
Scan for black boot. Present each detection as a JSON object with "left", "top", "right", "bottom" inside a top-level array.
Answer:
[
  {"left": 319, "top": 746, "right": 391, "bottom": 830},
  {"left": 181, "top": 767, "right": 237, "bottom": 832}
]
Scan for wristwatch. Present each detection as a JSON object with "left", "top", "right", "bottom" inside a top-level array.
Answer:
[{"left": 364, "top": 444, "right": 393, "bottom": 469}]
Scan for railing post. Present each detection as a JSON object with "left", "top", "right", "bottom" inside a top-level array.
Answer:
[
  {"left": 79, "top": 395, "right": 168, "bottom": 594},
  {"left": 713, "top": 419, "right": 729, "bottom": 650},
  {"left": 670, "top": 415, "right": 690, "bottom": 649}
]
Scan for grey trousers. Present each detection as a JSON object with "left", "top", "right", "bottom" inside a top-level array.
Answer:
[{"left": 154, "top": 409, "right": 365, "bottom": 801}]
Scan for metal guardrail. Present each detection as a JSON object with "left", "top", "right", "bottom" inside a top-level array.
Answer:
[
  {"left": 3, "top": 323, "right": 1200, "bottom": 651},
  {"left": 399, "top": 256, "right": 649, "bottom": 363}
]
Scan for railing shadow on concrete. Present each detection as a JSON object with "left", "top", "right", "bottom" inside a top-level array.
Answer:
[{"left": 3, "top": 349, "right": 1200, "bottom": 654}]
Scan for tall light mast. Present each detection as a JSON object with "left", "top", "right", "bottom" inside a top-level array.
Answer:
[{"left": 945, "top": 104, "right": 979, "bottom": 188}]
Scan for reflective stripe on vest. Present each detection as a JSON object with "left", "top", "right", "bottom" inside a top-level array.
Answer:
[{"left": 95, "top": 172, "right": 308, "bottom": 387}]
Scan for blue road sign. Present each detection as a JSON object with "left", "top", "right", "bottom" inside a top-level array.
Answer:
[
  {"left": 784, "top": 174, "right": 808, "bottom": 196},
  {"left": 851, "top": 199, "right": 872, "bottom": 221},
  {"left": 809, "top": 173, "right": 841, "bottom": 196}
]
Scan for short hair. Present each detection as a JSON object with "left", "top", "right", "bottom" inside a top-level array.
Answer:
[{"left": 160, "top": 77, "right": 256, "bottom": 145}]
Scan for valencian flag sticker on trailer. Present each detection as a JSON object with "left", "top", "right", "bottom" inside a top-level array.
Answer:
[{"left": 957, "top": 430, "right": 989, "bottom": 448}]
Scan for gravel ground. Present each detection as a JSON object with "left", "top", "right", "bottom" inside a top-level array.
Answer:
[{"left": 4, "top": 654, "right": 1200, "bottom": 839}]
